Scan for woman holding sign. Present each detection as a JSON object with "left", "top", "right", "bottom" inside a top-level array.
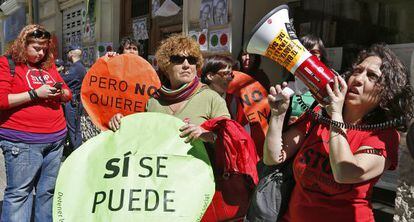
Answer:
[
  {"left": 264, "top": 44, "right": 414, "bottom": 222},
  {"left": 109, "top": 34, "right": 230, "bottom": 142},
  {"left": 0, "top": 24, "right": 72, "bottom": 222}
]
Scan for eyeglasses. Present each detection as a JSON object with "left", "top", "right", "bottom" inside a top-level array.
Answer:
[
  {"left": 216, "top": 70, "right": 234, "bottom": 78},
  {"left": 28, "top": 29, "right": 51, "bottom": 39},
  {"left": 170, "top": 55, "right": 198, "bottom": 65}
]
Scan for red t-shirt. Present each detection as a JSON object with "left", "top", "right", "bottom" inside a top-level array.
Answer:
[
  {"left": 0, "top": 56, "right": 70, "bottom": 133},
  {"left": 280, "top": 113, "right": 399, "bottom": 222}
]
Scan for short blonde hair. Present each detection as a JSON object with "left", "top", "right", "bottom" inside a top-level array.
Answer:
[{"left": 155, "top": 34, "right": 203, "bottom": 72}]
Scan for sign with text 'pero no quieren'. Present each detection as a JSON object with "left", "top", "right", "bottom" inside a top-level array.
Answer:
[
  {"left": 81, "top": 54, "right": 161, "bottom": 130},
  {"left": 53, "top": 113, "right": 215, "bottom": 222}
]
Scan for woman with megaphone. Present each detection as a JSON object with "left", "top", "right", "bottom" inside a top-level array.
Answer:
[{"left": 264, "top": 43, "right": 414, "bottom": 222}]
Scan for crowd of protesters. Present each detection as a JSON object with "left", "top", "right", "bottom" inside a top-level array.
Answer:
[{"left": 0, "top": 23, "right": 413, "bottom": 222}]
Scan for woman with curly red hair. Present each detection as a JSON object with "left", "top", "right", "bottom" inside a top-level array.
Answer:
[{"left": 0, "top": 24, "right": 72, "bottom": 222}]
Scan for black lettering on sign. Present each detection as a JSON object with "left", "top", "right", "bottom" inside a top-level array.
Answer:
[
  {"left": 251, "top": 90, "right": 263, "bottom": 102},
  {"left": 92, "top": 191, "right": 106, "bottom": 213},
  {"left": 145, "top": 189, "right": 159, "bottom": 211},
  {"left": 90, "top": 93, "right": 99, "bottom": 104},
  {"left": 104, "top": 158, "right": 121, "bottom": 178},
  {"left": 91, "top": 189, "right": 176, "bottom": 213},
  {"left": 89, "top": 75, "right": 98, "bottom": 86},
  {"left": 122, "top": 151, "right": 132, "bottom": 177},
  {"left": 129, "top": 189, "right": 142, "bottom": 211},
  {"left": 164, "top": 190, "right": 175, "bottom": 212},
  {"left": 108, "top": 189, "right": 124, "bottom": 211},
  {"left": 135, "top": 84, "right": 158, "bottom": 96},
  {"left": 139, "top": 157, "right": 153, "bottom": 178},
  {"left": 157, "top": 156, "right": 168, "bottom": 178}
]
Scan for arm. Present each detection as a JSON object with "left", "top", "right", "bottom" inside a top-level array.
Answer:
[
  {"left": 7, "top": 84, "right": 69, "bottom": 108},
  {"left": 326, "top": 76, "right": 389, "bottom": 183},
  {"left": 264, "top": 83, "right": 306, "bottom": 165}
]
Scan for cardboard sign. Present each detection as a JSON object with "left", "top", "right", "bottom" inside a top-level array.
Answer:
[
  {"left": 81, "top": 54, "right": 161, "bottom": 130},
  {"left": 226, "top": 71, "right": 270, "bottom": 157},
  {"left": 53, "top": 113, "right": 215, "bottom": 222}
]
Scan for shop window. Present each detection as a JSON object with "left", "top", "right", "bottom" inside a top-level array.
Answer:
[{"left": 289, "top": 0, "right": 414, "bottom": 72}]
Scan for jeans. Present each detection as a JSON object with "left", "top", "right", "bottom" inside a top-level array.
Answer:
[
  {"left": 0, "top": 139, "right": 64, "bottom": 222},
  {"left": 65, "top": 101, "right": 83, "bottom": 149}
]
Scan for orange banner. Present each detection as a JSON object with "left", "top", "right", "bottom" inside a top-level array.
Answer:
[
  {"left": 226, "top": 71, "right": 270, "bottom": 157},
  {"left": 81, "top": 54, "right": 161, "bottom": 130}
]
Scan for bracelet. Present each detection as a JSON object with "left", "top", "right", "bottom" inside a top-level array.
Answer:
[{"left": 28, "top": 89, "right": 39, "bottom": 101}]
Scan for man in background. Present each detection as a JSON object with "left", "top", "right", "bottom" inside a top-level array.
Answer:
[{"left": 62, "top": 45, "right": 86, "bottom": 150}]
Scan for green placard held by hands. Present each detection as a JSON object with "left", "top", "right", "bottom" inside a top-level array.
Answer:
[{"left": 53, "top": 113, "right": 215, "bottom": 222}]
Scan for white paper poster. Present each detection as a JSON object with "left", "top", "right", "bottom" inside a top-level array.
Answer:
[
  {"left": 133, "top": 17, "right": 149, "bottom": 41},
  {"left": 212, "top": 0, "right": 228, "bottom": 26},
  {"left": 189, "top": 29, "right": 208, "bottom": 51},
  {"left": 153, "top": 0, "right": 181, "bottom": 17},
  {"left": 200, "top": 0, "right": 213, "bottom": 29},
  {"left": 208, "top": 28, "right": 230, "bottom": 52}
]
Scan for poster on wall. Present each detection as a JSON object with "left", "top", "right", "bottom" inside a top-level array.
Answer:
[
  {"left": 208, "top": 28, "right": 230, "bottom": 52},
  {"left": 82, "top": 5, "right": 96, "bottom": 43},
  {"left": 133, "top": 17, "right": 149, "bottom": 41},
  {"left": 200, "top": 0, "right": 213, "bottom": 29},
  {"left": 3, "top": 7, "right": 26, "bottom": 43},
  {"left": 89, "top": 46, "right": 96, "bottom": 66},
  {"left": 152, "top": 0, "right": 161, "bottom": 17},
  {"left": 212, "top": 0, "right": 228, "bottom": 26},
  {"left": 83, "top": 47, "right": 90, "bottom": 67},
  {"left": 189, "top": 29, "right": 208, "bottom": 51}
]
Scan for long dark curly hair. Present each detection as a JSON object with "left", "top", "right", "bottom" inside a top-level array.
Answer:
[
  {"left": 5, "top": 24, "right": 55, "bottom": 69},
  {"left": 343, "top": 43, "right": 414, "bottom": 131}
]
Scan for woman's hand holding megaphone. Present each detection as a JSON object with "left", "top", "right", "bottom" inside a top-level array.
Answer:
[
  {"left": 268, "top": 82, "right": 291, "bottom": 116},
  {"left": 324, "top": 76, "right": 348, "bottom": 118}
]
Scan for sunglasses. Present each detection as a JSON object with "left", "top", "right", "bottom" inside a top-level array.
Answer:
[
  {"left": 170, "top": 55, "right": 198, "bottom": 65},
  {"left": 28, "top": 29, "right": 51, "bottom": 39},
  {"left": 216, "top": 70, "right": 234, "bottom": 78}
]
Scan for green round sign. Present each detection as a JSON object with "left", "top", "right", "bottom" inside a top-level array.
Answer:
[
  {"left": 53, "top": 113, "right": 214, "bottom": 222},
  {"left": 210, "top": 34, "right": 218, "bottom": 47}
]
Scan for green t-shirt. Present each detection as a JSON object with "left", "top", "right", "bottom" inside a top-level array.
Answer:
[
  {"left": 147, "top": 85, "right": 230, "bottom": 125},
  {"left": 291, "top": 91, "right": 315, "bottom": 117}
]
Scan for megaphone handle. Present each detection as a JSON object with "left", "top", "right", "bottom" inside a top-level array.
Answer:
[{"left": 275, "top": 86, "right": 295, "bottom": 101}]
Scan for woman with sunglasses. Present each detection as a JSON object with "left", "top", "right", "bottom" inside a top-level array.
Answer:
[
  {"left": 201, "top": 54, "right": 235, "bottom": 97},
  {"left": 109, "top": 33, "right": 229, "bottom": 144},
  {"left": 0, "top": 24, "right": 72, "bottom": 222},
  {"left": 265, "top": 43, "right": 414, "bottom": 222}
]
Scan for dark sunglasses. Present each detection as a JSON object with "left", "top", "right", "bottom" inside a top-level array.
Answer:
[
  {"left": 28, "top": 29, "right": 51, "bottom": 39},
  {"left": 170, "top": 55, "right": 198, "bottom": 65}
]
